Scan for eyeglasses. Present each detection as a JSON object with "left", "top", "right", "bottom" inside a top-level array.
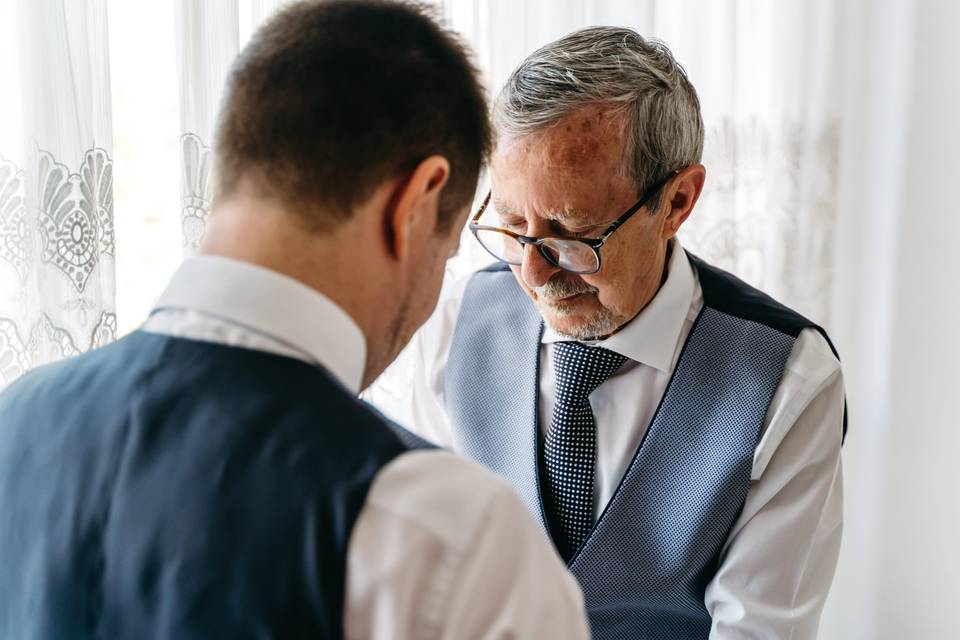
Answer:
[{"left": 468, "top": 170, "right": 680, "bottom": 275}]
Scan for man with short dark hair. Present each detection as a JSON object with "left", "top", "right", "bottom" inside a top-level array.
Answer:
[
  {"left": 411, "top": 27, "right": 846, "bottom": 638},
  {"left": 0, "top": 2, "right": 590, "bottom": 638}
]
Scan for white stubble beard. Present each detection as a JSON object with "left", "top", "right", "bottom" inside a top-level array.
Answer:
[{"left": 533, "top": 276, "right": 620, "bottom": 340}]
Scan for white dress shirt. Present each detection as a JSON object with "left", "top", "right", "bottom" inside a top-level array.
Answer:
[
  {"left": 143, "top": 255, "right": 590, "bottom": 640},
  {"left": 409, "top": 241, "right": 845, "bottom": 639}
]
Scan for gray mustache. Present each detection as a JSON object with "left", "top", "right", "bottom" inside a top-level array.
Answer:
[{"left": 533, "top": 276, "right": 598, "bottom": 300}]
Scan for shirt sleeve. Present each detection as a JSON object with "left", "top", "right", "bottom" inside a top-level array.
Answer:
[
  {"left": 344, "top": 450, "right": 591, "bottom": 640},
  {"left": 706, "top": 329, "right": 845, "bottom": 639}
]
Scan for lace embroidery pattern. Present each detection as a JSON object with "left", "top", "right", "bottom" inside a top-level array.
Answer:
[
  {"left": 180, "top": 133, "right": 213, "bottom": 251},
  {"left": 0, "top": 157, "right": 29, "bottom": 284},
  {"left": 0, "top": 148, "right": 117, "bottom": 389},
  {"left": 0, "top": 311, "right": 116, "bottom": 388},
  {"left": 37, "top": 148, "right": 115, "bottom": 292},
  {"left": 91, "top": 310, "right": 118, "bottom": 349}
]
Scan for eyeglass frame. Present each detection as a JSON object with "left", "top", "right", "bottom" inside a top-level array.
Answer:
[{"left": 468, "top": 169, "right": 681, "bottom": 275}]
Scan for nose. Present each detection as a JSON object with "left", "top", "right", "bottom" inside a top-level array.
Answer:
[{"left": 520, "top": 243, "right": 561, "bottom": 289}]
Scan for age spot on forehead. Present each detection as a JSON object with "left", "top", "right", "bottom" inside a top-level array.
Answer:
[{"left": 547, "top": 135, "right": 602, "bottom": 168}]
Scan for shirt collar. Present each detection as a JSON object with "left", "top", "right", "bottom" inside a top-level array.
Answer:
[
  {"left": 542, "top": 239, "right": 696, "bottom": 373},
  {"left": 150, "top": 255, "right": 367, "bottom": 394}
]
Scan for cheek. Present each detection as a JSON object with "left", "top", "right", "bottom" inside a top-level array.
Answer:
[
  {"left": 590, "top": 229, "right": 659, "bottom": 311},
  {"left": 586, "top": 269, "right": 628, "bottom": 315}
]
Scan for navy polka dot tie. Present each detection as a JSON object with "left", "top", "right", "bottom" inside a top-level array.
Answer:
[{"left": 544, "top": 342, "right": 627, "bottom": 561}]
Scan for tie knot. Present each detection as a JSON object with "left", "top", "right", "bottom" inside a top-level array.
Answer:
[{"left": 552, "top": 342, "right": 627, "bottom": 403}]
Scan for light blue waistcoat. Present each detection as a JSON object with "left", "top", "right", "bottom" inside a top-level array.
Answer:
[{"left": 443, "top": 255, "right": 844, "bottom": 639}]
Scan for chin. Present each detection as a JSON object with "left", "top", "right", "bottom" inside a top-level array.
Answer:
[{"left": 541, "top": 303, "right": 619, "bottom": 341}]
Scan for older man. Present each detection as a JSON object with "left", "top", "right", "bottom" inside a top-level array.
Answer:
[{"left": 411, "top": 27, "right": 846, "bottom": 639}]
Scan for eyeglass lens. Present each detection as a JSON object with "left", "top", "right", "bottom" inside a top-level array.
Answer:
[{"left": 474, "top": 229, "right": 599, "bottom": 274}]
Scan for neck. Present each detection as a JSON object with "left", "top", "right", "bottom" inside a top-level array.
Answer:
[
  {"left": 583, "top": 240, "right": 674, "bottom": 342},
  {"left": 200, "top": 195, "right": 398, "bottom": 387}
]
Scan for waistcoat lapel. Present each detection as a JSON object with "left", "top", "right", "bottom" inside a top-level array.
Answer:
[{"left": 444, "top": 268, "right": 549, "bottom": 532}]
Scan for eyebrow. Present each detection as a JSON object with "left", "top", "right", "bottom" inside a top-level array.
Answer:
[{"left": 491, "top": 198, "right": 600, "bottom": 227}]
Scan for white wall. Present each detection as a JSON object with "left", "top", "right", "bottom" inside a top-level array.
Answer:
[{"left": 822, "top": 0, "right": 960, "bottom": 637}]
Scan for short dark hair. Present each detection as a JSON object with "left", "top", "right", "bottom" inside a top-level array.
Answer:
[{"left": 215, "top": 0, "right": 491, "bottom": 233}]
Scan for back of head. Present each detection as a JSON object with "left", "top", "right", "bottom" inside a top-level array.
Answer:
[
  {"left": 215, "top": 0, "right": 492, "bottom": 233},
  {"left": 495, "top": 26, "right": 703, "bottom": 208}
]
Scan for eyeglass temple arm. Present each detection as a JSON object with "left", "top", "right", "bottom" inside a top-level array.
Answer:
[
  {"left": 471, "top": 190, "right": 492, "bottom": 223},
  {"left": 599, "top": 169, "right": 682, "bottom": 241}
]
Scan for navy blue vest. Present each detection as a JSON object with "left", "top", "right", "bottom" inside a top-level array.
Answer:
[
  {"left": 444, "top": 256, "right": 844, "bottom": 639},
  {"left": 0, "top": 331, "right": 407, "bottom": 639}
]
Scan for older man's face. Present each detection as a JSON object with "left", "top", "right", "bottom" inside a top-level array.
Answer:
[{"left": 489, "top": 104, "right": 674, "bottom": 339}]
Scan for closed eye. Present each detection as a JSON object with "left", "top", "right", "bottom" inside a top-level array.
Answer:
[
  {"left": 501, "top": 218, "right": 527, "bottom": 232},
  {"left": 552, "top": 222, "right": 604, "bottom": 239},
  {"left": 498, "top": 216, "right": 604, "bottom": 238}
]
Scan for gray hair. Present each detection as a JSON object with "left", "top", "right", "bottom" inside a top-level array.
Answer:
[{"left": 494, "top": 26, "right": 704, "bottom": 210}]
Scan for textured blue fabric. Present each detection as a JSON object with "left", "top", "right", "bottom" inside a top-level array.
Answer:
[
  {"left": 0, "top": 331, "right": 407, "bottom": 639},
  {"left": 445, "top": 260, "right": 807, "bottom": 639}
]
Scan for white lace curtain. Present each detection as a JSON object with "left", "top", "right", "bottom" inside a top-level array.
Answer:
[
  {"left": 0, "top": 0, "right": 117, "bottom": 388},
  {"left": 0, "top": 0, "right": 290, "bottom": 388},
  {"left": 175, "top": 0, "right": 294, "bottom": 252}
]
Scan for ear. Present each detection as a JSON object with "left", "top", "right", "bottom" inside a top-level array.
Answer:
[
  {"left": 383, "top": 155, "right": 451, "bottom": 261},
  {"left": 660, "top": 164, "right": 706, "bottom": 240}
]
